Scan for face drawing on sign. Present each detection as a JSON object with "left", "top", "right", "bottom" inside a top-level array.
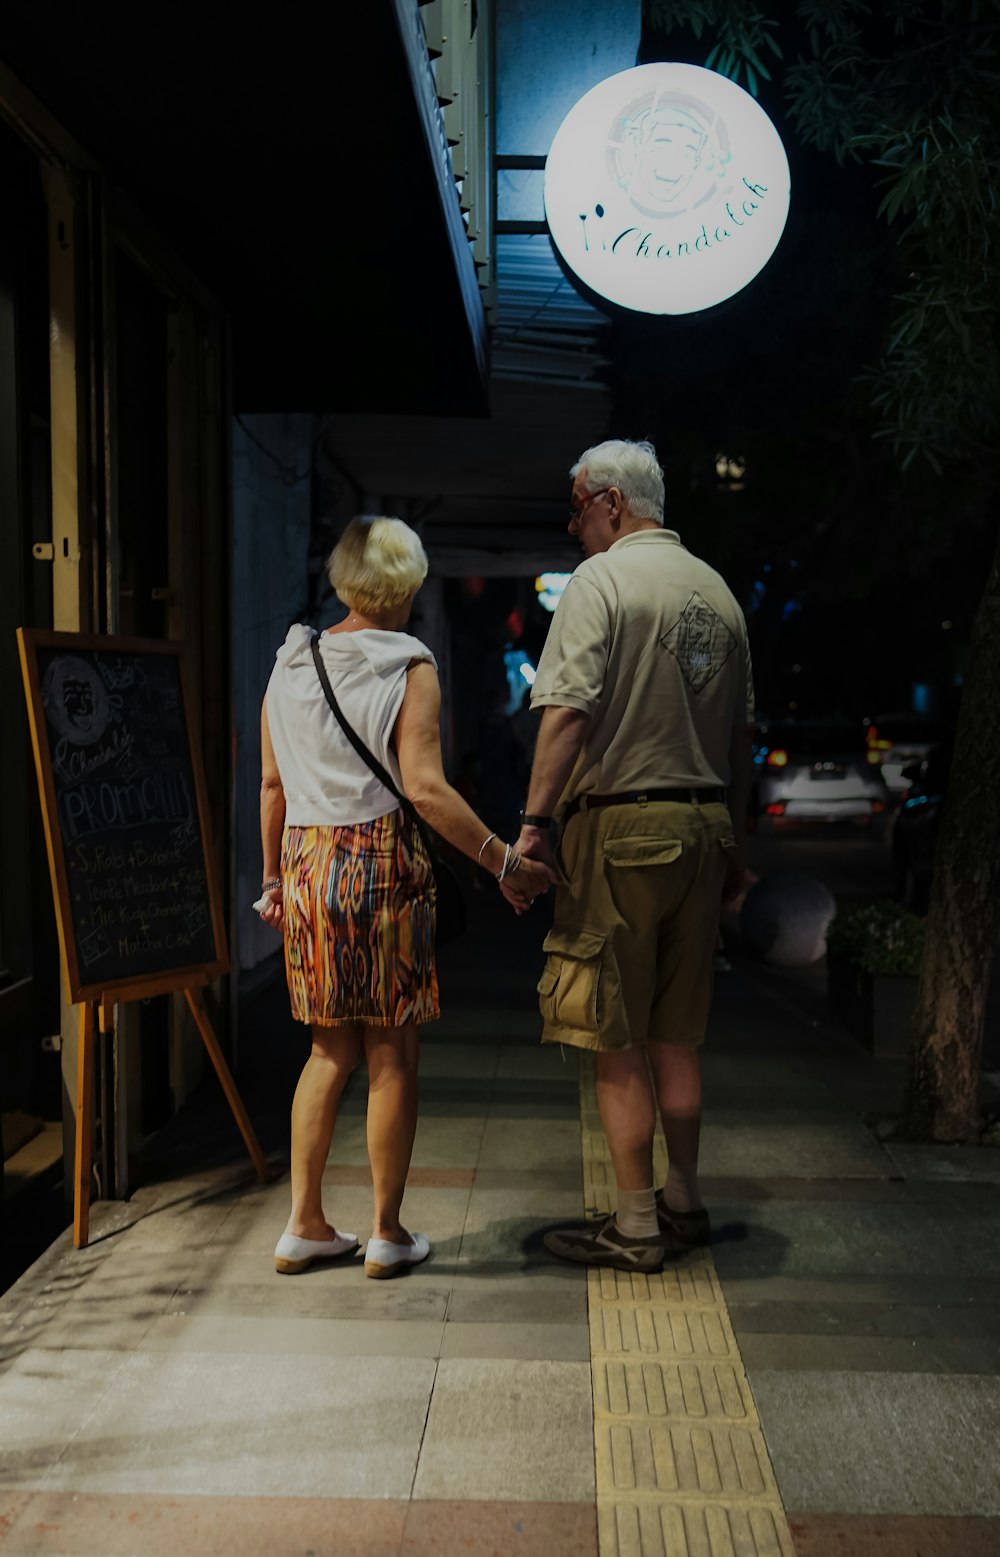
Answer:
[
  {"left": 609, "top": 92, "right": 731, "bottom": 219},
  {"left": 43, "top": 658, "right": 110, "bottom": 747}
]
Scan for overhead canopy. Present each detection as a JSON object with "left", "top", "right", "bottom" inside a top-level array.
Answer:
[{"left": 0, "top": 2, "right": 489, "bottom": 414}]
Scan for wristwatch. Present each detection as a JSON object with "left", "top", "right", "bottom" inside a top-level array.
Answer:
[{"left": 519, "top": 811, "right": 551, "bottom": 828}]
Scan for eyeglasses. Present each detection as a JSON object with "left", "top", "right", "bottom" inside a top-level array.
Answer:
[{"left": 568, "top": 488, "right": 611, "bottom": 524}]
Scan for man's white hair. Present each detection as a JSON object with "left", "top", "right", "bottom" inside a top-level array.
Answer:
[{"left": 570, "top": 438, "right": 665, "bottom": 524}]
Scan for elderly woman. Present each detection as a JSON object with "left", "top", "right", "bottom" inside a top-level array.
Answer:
[{"left": 258, "top": 516, "right": 549, "bottom": 1279}]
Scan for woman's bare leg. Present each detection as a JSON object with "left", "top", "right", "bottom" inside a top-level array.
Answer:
[
  {"left": 286, "top": 1021, "right": 363, "bottom": 1239},
  {"left": 364, "top": 1022, "right": 419, "bottom": 1243}
]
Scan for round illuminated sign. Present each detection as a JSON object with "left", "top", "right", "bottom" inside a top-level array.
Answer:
[{"left": 544, "top": 63, "right": 790, "bottom": 315}]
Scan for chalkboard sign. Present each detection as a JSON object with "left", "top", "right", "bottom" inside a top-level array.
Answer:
[{"left": 17, "top": 630, "right": 228, "bottom": 1001}]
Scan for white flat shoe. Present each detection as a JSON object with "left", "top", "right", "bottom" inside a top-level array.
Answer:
[
  {"left": 364, "top": 1232, "right": 431, "bottom": 1279},
  {"left": 274, "top": 1230, "right": 359, "bottom": 1274}
]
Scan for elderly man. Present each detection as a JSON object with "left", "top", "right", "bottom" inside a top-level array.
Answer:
[{"left": 515, "top": 439, "right": 754, "bottom": 1273}]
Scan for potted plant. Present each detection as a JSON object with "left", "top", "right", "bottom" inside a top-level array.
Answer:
[{"left": 826, "top": 900, "right": 924, "bottom": 1057}]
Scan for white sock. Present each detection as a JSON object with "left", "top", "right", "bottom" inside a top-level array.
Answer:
[
  {"left": 663, "top": 1163, "right": 702, "bottom": 1214},
  {"left": 615, "top": 1185, "right": 658, "bottom": 1238}
]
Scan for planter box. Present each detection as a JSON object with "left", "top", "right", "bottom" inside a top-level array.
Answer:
[{"left": 827, "top": 953, "right": 918, "bottom": 1057}]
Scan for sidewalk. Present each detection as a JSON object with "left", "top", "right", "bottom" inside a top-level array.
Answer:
[{"left": 1, "top": 892, "right": 999, "bottom": 1556}]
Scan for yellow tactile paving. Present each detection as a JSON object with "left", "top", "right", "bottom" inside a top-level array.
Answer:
[{"left": 579, "top": 1057, "right": 796, "bottom": 1557}]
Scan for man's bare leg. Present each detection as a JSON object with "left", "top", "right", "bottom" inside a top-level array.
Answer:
[
  {"left": 594, "top": 1048, "right": 659, "bottom": 1236},
  {"left": 647, "top": 1042, "right": 704, "bottom": 1213}
]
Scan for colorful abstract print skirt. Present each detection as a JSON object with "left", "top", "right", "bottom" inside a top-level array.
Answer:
[{"left": 281, "top": 812, "right": 439, "bottom": 1027}]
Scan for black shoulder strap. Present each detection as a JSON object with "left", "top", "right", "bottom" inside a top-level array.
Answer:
[{"left": 310, "top": 634, "right": 425, "bottom": 837}]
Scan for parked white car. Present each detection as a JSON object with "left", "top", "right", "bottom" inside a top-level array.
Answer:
[{"left": 752, "top": 720, "right": 890, "bottom": 829}]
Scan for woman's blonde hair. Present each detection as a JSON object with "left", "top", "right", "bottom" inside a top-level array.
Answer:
[{"left": 326, "top": 516, "right": 428, "bottom": 616}]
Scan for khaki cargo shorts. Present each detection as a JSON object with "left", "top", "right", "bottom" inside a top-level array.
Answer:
[{"left": 537, "top": 800, "right": 736, "bottom": 1052}]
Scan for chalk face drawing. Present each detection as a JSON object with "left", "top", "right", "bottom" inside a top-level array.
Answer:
[
  {"left": 43, "top": 657, "right": 110, "bottom": 746},
  {"left": 544, "top": 63, "right": 790, "bottom": 315}
]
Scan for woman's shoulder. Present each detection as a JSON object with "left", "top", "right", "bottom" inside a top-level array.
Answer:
[{"left": 274, "top": 623, "right": 314, "bottom": 665}]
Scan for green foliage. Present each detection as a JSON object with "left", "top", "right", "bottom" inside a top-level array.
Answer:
[
  {"left": 644, "top": 1, "right": 782, "bottom": 95},
  {"left": 827, "top": 900, "right": 925, "bottom": 977},
  {"left": 641, "top": 0, "right": 1000, "bottom": 470}
]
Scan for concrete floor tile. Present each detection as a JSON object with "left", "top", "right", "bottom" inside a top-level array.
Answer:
[
  {"left": 787, "top": 1512, "right": 1000, "bottom": 1557},
  {"left": 0, "top": 1349, "right": 131, "bottom": 1490},
  {"left": 711, "top": 1202, "right": 966, "bottom": 1282},
  {"left": 164, "top": 1272, "right": 452, "bottom": 1323},
  {"left": 882, "top": 1143, "right": 1000, "bottom": 1184},
  {"left": 439, "top": 1322, "right": 591, "bottom": 1361},
  {"left": 494, "top": 1044, "right": 580, "bottom": 1081},
  {"left": 413, "top": 1359, "right": 594, "bottom": 1501},
  {"left": 329, "top": 1114, "right": 486, "bottom": 1170},
  {"left": 700, "top": 1116, "right": 891, "bottom": 1180},
  {"left": 412, "top": 1043, "right": 500, "bottom": 1079},
  {"left": 740, "top": 1333, "right": 1000, "bottom": 1374},
  {"left": 446, "top": 1283, "right": 588, "bottom": 1326},
  {"left": 139, "top": 1313, "right": 446, "bottom": 1357},
  {"left": 477, "top": 1118, "right": 583, "bottom": 1172},
  {"left": 40, "top": 1352, "right": 437, "bottom": 1498},
  {"left": 459, "top": 1187, "right": 586, "bottom": 1268},
  {"left": 473, "top": 1167, "right": 583, "bottom": 1194},
  {"left": 751, "top": 1370, "right": 1000, "bottom": 1514},
  {"left": 400, "top": 1499, "right": 598, "bottom": 1556},
  {"left": 0, "top": 1491, "right": 410, "bottom": 1556},
  {"left": 730, "top": 1298, "right": 1000, "bottom": 1343}
]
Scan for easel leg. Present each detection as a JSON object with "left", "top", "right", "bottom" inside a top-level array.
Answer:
[
  {"left": 73, "top": 1001, "right": 96, "bottom": 1248},
  {"left": 184, "top": 988, "right": 269, "bottom": 1183}
]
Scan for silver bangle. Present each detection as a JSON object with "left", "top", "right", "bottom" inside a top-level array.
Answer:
[
  {"left": 261, "top": 876, "right": 281, "bottom": 892},
  {"left": 477, "top": 832, "right": 498, "bottom": 867}
]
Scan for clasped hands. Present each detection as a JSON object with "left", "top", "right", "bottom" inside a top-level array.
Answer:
[{"left": 498, "top": 826, "right": 559, "bottom": 916}]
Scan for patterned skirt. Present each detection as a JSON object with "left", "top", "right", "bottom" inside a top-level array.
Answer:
[{"left": 281, "top": 812, "right": 439, "bottom": 1027}]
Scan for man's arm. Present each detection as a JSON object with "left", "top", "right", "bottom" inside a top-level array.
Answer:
[{"left": 510, "top": 704, "right": 591, "bottom": 889}]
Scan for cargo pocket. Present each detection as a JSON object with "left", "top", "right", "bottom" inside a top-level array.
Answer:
[
  {"left": 537, "top": 926, "right": 606, "bottom": 1041},
  {"left": 603, "top": 838, "right": 683, "bottom": 868}
]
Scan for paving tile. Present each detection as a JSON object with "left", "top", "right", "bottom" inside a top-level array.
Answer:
[
  {"left": 730, "top": 1298, "right": 1000, "bottom": 1342},
  {"left": 439, "top": 1321, "right": 591, "bottom": 1361},
  {"left": 413, "top": 1042, "right": 500, "bottom": 1079},
  {"left": 710, "top": 1202, "right": 967, "bottom": 1282},
  {"left": 473, "top": 1167, "right": 583, "bottom": 1194},
  {"left": 593, "top": 1359, "right": 757, "bottom": 1423},
  {"left": 0, "top": 1349, "right": 131, "bottom": 1490},
  {"left": 445, "top": 1273, "right": 588, "bottom": 1326},
  {"left": 594, "top": 1418, "right": 778, "bottom": 1498},
  {"left": 413, "top": 1359, "right": 595, "bottom": 1501},
  {"left": 740, "top": 1333, "right": 1000, "bottom": 1374},
  {"left": 597, "top": 1497, "right": 795, "bottom": 1557},
  {"left": 328, "top": 1114, "right": 486, "bottom": 1169},
  {"left": 139, "top": 1314, "right": 446, "bottom": 1358},
  {"left": 591, "top": 1302, "right": 739, "bottom": 1361},
  {"left": 400, "top": 1499, "right": 598, "bottom": 1556},
  {"left": 494, "top": 1044, "right": 580, "bottom": 1081},
  {"left": 458, "top": 1186, "right": 585, "bottom": 1267},
  {"left": 787, "top": 1512, "right": 1000, "bottom": 1557},
  {"left": 0, "top": 1491, "right": 409, "bottom": 1556},
  {"left": 883, "top": 1143, "right": 1000, "bottom": 1184},
  {"left": 700, "top": 1116, "right": 891, "bottom": 1180},
  {"left": 323, "top": 1165, "right": 476, "bottom": 1189},
  {"left": 477, "top": 1117, "right": 583, "bottom": 1172},
  {"left": 164, "top": 1272, "right": 452, "bottom": 1323},
  {"left": 750, "top": 1370, "right": 1000, "bottom": 1514},
  {"left": 39, "top": 1352, "right": 437, "bottom": 1498}
]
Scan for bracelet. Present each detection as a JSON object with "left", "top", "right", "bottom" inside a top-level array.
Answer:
[
  {"left": 495, "top": 843, "right": 512, "bottom": 882},
  {"left": 261, "top": 876, "right": 281, "bottom": 892},
  {"left": 477, "top": 832, "right": 498, "bottom": 867},
  {"left": 520, "top": 812, "right": 551, "bottom": 828}
]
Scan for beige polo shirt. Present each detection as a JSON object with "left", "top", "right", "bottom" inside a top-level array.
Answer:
[{"left": 530, "top": 529, "right": 754, "bottom": 803}]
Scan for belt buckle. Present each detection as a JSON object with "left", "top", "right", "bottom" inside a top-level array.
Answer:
[{"left": 635, "top": 792, "right": 648, "bottom": 808}]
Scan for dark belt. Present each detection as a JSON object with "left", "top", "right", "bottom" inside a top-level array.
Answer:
[{"left": 564, "top": 787, "right": 726, "bottom": 819}]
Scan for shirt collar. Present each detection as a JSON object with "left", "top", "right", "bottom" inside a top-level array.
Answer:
[{"left": 610, "top": 528, "right": 683, "bottom": 550}]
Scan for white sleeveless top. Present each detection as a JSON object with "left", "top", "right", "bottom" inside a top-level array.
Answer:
[{"left": 265, "top": 624, "right": 437, "bottom": 826}]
